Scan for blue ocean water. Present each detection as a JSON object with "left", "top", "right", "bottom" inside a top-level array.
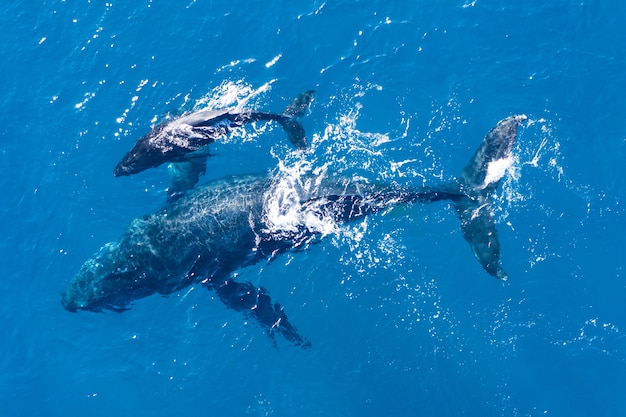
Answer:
[{"left": 1, "top": 0, "right": 625, "bottom": 415}]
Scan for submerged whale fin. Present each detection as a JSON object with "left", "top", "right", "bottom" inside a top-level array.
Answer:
[
  {"left": 452, "top": 115, "right": 527, "bottom": 280},
  {"left": 205, "top": 278, "right": 311, "bottom": 348},
  {"left": 166, "top": 157, "right": 208, "bottom": 202},
  {"left": 277, "top": 90, "right": 315, "bottom": 149}
]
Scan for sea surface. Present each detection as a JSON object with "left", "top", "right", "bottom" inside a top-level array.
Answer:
[{"left": 1, "top": 1, "right": 625, "bottom": 416}]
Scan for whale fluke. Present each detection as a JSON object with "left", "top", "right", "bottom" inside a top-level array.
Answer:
[
  {"left": 278, "top": 90, "right": 315, "bottom": 149},
  {"left": 453, "top": 115, "right": 527, "bottom": 280},
  {"left": 459, "top": 115, "right": 527, "bottom": 197}
]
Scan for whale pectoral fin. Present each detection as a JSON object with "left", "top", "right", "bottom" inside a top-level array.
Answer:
[
  {"left": 210, "top": 279, "right": 311, "bottom": 348},
  {"left": 455, "top": 199, "right": 507, "bottom": 280},
  {"left": 166, "top": 157, "right": 208, "bottom": 201}
]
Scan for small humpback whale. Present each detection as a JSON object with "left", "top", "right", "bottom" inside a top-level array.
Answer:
[
  {"left": 113, "top": 90, "right": 315, "bottom": 178},
  {"left": 63, "top": 115, "right": 526, "bottom": 346}
]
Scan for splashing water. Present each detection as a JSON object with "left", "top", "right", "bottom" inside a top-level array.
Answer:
[
  {"left": 262, "top": 156, "right": 341, "bottom": 238},
  {"left": 192, "top": 79, "right": 277, "bottom": 113},
  {"left": 497, "top": 116, "right": 567, "bottom": 214},
  {"left": 193, "top": 80, "right": 278, "bottom": 144}
]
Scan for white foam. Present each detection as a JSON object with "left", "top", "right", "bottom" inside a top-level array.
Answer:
[
  {"left": 483, "top": 155, "right": 514, "bottom": 188},
  {"left": 193, "top": 79, "right": 276, "bottom": 113},
  {"left": 262, "top": 156, "right": 346, "bottom": 238},
  {"left": 264, "top": 54, "right": 282, "bottom": 68}
]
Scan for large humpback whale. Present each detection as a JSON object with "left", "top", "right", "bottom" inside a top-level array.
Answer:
[
  {"left": 113, "top": 90, "right": 315, "bottom": 178},
  {"left": 63, "top": 115, "right": 526, "bottom": 347}
]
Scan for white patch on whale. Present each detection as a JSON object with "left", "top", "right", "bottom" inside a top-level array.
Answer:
[{"left": 482, "top": 155, "right": 514, "bottom": 189}]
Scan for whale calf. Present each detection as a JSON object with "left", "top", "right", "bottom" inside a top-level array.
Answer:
[
  {"left": 113, "top": 90, "right": 315, "bottom": 178},
  {"left": 63, "top": 115, "right": 526, "bottom": 346}
]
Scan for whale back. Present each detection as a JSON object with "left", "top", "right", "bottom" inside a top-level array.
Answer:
[
  {"left": 62, "top": 174, "right": 271, "bottom": 312},
  {"left": 177, "top": 109, "right": 232, "bottom": 127}
]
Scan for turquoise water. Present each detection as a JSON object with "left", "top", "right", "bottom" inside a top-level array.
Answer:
[{"left": 2, "top": 1, "right": 625, "bottom": 415}]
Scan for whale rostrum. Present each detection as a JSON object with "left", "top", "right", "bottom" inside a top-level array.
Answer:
[{"left": 63, "top": 115, "right": 526, "bottom": 347}]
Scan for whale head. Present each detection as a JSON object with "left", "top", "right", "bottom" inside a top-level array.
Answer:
[
  {"left": 114, "top": 140, "right": 163, "bottom": 177},
  {"left": 114, "top": 124, "right": 190, "bottom": 177},
  {"left": 61, "top": 240, "right": 156, "bottom": 312}
]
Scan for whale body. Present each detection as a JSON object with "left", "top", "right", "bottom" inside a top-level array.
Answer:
[
  {"left": 63, "top": 115, "right": 526, "bottom": 346},
  {"left": 113, "top": 90, "right": 315, "bottom": 178}
]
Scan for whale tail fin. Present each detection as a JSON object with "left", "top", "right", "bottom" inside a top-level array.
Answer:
[
  {"left": 277, "top": 90, "right": 315, "bottom": 149},
  {"left": 452, "top": 115, "right": 527, "bottom": 280}
]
